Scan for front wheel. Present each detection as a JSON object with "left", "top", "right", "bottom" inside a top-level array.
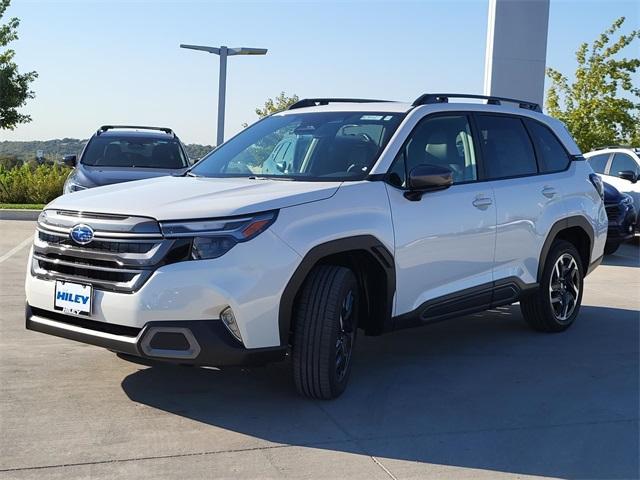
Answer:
[
  {"left": 521, "top": 240, "right": 584, "bottom": 332},
  {"left": 292, "top": 265, "right": 359, "bottom": 399}
]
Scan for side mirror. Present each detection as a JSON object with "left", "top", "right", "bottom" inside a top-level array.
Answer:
[
  {"left": 405, "top": 164, "right": 453, "bottom": 200},
  {"left": 62, "top": 154, "right": 77, "bottom": 167},
  {"left": 617, "top": 170, "right": 638, "bottom": 184}
]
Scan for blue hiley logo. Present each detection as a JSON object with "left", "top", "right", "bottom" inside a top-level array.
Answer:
[
  {"left": 57, "top": 291, "right": 89, "bottom": 305},
  {"left": 70, "top": 224, "right": 94, "bottom": 245}
]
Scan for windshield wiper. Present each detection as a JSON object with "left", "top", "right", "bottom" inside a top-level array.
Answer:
[
  {"left": 248, "top": 175, "right": 294, "bottom": 181},
  {"left": 185, "top": 171, "right": 201, "bottom": 178}
]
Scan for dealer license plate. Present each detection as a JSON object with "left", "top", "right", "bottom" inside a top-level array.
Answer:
[{"left": 54, "top": 280, "right": 92, "bottom": 316}]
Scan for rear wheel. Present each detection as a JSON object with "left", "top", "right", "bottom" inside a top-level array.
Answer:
[
  {"left": 521, "top": 240, "right": 584, "bottom": 332},
  {"left": 292, "top": 265, "right": 359, "bottom": 399}
]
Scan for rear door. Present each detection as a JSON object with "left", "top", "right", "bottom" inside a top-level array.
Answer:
[{"left": 476, "top": 114, "right": 569, "bottom": 286}]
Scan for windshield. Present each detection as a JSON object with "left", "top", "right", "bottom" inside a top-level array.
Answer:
[
  {"left": 82, "top": 135, "right": 188, "bottom": 169},
  {"left": 191, "top": 111, "right": 404, "bottom": 180}
]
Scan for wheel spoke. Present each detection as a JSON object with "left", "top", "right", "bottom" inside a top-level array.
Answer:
[{"left": 548, "top": 253, "right": 581, "bottom": 322}]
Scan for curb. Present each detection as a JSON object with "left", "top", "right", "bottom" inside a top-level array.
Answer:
[{"left": 0, "top": 209, "right": 41, "bottom": 221}]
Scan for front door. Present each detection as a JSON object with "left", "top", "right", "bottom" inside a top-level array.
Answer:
[{"left": 386, "top": 113, "right": 496, "bottom": 319}]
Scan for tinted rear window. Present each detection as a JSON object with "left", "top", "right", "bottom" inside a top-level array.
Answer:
[
  {"left": 82, "top": 136, "right": 187, "bottom": 169},
  {"left": 476, "top": 115, "right": 538, "bottom": 179}
]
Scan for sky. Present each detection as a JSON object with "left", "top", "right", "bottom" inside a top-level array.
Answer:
[{"left": 1, "top": 0, "right": 638, "bottom": 145}]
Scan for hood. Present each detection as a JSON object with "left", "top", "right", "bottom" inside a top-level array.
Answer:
[
  {"left": 48, "top": 176, "right": 341, "bottom": 220},
  {"left": 75, "top": 165, "right": 188, "bottom": 187}
]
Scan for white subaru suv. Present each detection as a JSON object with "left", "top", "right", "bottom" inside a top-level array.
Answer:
[{"left": 25, "top": 94, "right": 607, "bottom": 399}]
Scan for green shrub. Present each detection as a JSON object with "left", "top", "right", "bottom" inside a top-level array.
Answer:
[{"left": 0, "top": 164, "right": 70, "bottom": 204}]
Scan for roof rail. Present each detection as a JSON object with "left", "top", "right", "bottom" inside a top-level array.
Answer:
[
  {"left": 97, "top": 125, "right": 174, "bottom": 136},
  {"left": 288, "top": 98, "right": 391, "bottom": 110},
  {"left": 412, "top": 93, "right": 542, "bottom": 112},
  {"left": 594, "top": 145, "right": 639, "bottom": 151}
]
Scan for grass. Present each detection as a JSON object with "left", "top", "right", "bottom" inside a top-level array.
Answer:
[{"left": 0, "top": 203, "right": 45, "bottom": 210}]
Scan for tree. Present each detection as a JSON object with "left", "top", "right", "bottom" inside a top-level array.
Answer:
[
  {"left": 242, "top": 92, "right": 299, "bottom": 128},
  {"left": 255, "top": 91, "right": 299, "bottom": 118},
  {"left": 0, "top": 0, "right": 38, "bottom": 130},
  {"left": 546, "top": 17, "right": 639, "bottom": 151}
]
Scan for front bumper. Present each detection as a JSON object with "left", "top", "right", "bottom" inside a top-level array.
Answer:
[
  {"left": 25, "top": 230, "right": 302, "bottom": 349},
  {"left": 605, "top": 202, "right": 636, "bottom": 243},
  {"left": 26, "top": 304, "right": 286, "bottom": 366}
]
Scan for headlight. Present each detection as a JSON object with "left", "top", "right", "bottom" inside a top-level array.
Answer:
[
  {"left": 63, "top": 180, "right": 88, "bottom": 195},
  {"left": 160, "top": 211, "right": 278, "bottom": 260},
  {"left": 621, "top": 194, "right": 633, "bottom": 206}
]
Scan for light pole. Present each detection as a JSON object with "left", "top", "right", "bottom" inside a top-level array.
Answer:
[{"left": 180, "top": 44, "right": 268, "bottom": 146}]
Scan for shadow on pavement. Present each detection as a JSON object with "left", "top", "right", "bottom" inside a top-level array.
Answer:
[
  {"left": 602, "top": 250, "right": 639, "bottom": 268},
  {"left": 122, "top": 305, "right": 639, "bottom": 479}
]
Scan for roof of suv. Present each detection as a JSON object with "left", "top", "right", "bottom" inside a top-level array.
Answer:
[
  {"left": 276, "top": 101, "right": 548, "bottom": 116},
  {"left": 279, "top": 94, "right": 543, "bottom": 115},
  {"left": 94, "top": 125, "right": 178, "bottom": 140},
  {"left": 274, "top": 95, "right": 581, "bottom": 157},
  {"left": 584, "top": 146, "right": 640, "bottom": 156},
  {"left": 278, "top": 102, "right": 413, "bottom": 114},
  {"left": 97, "top": 129, "right": 177, "bottom": 140}
]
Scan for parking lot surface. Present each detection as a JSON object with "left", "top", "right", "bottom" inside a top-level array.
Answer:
[{"left": 1, "top": 219, "right": 638, "bottom": 480}]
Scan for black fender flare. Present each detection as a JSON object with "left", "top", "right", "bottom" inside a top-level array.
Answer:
[
  {"left": 278, "top": 235, "right": 395, "bottom": 345},
  {"left": 537, "top": 216, "right": 594, "bottom": 281}
]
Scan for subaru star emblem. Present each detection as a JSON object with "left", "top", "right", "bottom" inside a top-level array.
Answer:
[{"left": 70, "top": 224, "right": 94, "bottom": 245}]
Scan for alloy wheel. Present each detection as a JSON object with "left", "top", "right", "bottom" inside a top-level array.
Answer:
[{"left": 548, "top": 253, "right": 580, "bottom": 322}]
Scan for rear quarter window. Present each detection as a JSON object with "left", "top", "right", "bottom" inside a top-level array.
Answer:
[{"left": 525, "top": 120, "right": 571, "bottom": 173}]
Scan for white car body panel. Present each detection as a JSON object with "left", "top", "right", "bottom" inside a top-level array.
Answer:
[
  {"left": 490, "top": 172, "right": 568, "bottom": 285},
  {"left": 52, "top": 175, "right": 342, "bottom": 220},
  {"left": 271, "top": 181, "right": 394, "bottom": 258},
  {"left": 26, "top": 230, "right": 301, "bottom": 349},
  {"left": 562, "top": 161, "right": 609, "bottom": 260},
  {"left": 386, "top": 182, "right": 496, "bottom": 315}
]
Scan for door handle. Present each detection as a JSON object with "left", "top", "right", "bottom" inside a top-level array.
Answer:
[
  {"left": 472, "top": 196, "right": 493, "bottom": 210},
  {"left": 542, "top": 186, "right": 557, "bottom": 198}
]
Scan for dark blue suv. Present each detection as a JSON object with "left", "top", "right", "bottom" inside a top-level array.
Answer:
[{"left": 62, "top": 125, "right": 191, "bottom": 194}]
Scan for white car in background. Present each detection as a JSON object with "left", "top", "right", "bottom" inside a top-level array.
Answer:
[{"left": 585, "top": 146, "right": 640, "bottom": 207}]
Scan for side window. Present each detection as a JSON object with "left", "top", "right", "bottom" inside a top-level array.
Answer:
[
  {"left": 609, "top": 153, "right": 640, "bottom": 176},
  {"left": 525, "top": 120, "right": 571, "bottom": 173},
  {"left": 588, "top": 154, "right": 610, "bottom": 174},
  {"left": 388, "top": 115, "right": 477, "bottom": 187},
  {"left": 476, "top": 115, "right": 538, "bottom": 179}
]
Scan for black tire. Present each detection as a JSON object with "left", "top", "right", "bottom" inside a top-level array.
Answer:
[
  {"left": 520, "top": 239, "right": 584, "bottom": 333},
  {"left": 604, "top": 242, "right": 620, "bottom": 255},
  {"left": 292, "top": 265, "right": 359, "bottom": 400}
]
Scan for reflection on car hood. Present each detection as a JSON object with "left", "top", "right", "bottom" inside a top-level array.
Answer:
[
  {"left": 77, "top": 165, "right": 188, "bottom": 187},
  {"left": 49, "top": 176, "right": 342, "bottom": 220}
]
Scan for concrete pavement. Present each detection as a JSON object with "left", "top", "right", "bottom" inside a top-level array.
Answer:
[{"left": 1, "top": 220, "right": 638, "bottom": 479}]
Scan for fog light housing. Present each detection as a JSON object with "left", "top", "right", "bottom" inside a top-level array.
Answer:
[{"left": 221, "top": 307, "right": 243, "bottom": 343}]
